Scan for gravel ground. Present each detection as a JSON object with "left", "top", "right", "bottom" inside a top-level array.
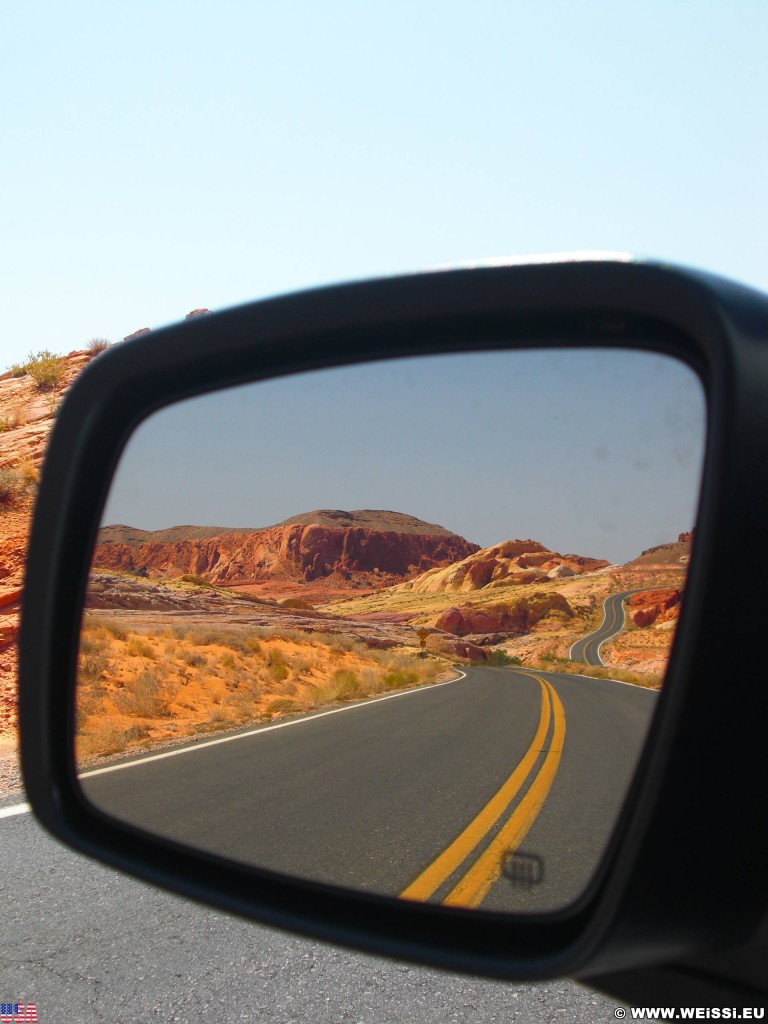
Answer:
[{"left": 0, "top": 744, "right": 21, "bottom": 799}]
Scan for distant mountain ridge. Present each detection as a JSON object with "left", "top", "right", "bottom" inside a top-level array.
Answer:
[
  {"left": 99, "top": 510, "right": 461, "bottom": 547},
  {"left": 93, "top": 509, "right": 479, "bottom": 590},
  {"left": 98, "top": 524, "right": 258, "bottom": 546},
  {"left": 272, "top": 509, "right": 462, "bottom": 537}
]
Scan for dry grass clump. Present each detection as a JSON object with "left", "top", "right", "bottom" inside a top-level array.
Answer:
[
  {"left": 0, "top": 405, "right": 27, "bottom": 432},
  {"left": 75, "top": 617, "right": 446, "bottom": 763},
  {"left": 87, "top": 338, "right": 110, "bottom": 356},
  {"left": 0, "top": 460, "right": 38, "bottom": 507}
]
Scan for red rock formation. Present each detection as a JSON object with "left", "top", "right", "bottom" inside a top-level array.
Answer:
[
  {"left": 93, "top": 523, "right": 478, "bottom": 588},
  {"left": 401, "top": 539, "right": 608, "bottom": 594},
  {"left": 628, "top": 588, "right": 682, "bottom": 627},
  {"left": 425, "top": 634, "right": 489, "bottom": 662},
  {"left": 434, "top": 593, "right": 573, "bottom": 637}
]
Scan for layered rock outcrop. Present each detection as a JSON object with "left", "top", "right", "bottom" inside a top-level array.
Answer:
[
  {"left": 396, "top": 539, "right": 608, "bottom": 595},
  {"left": 434, "top": 593, "right": 573, "bottom": 637},
  {"left": 93, "top": 516, "right": 479, "bottom": 588},
  {"left": 627, "top": 588, "right": 682, "bottom": 627}
]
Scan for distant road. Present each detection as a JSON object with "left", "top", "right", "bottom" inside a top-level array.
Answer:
[
  {"left": 80, "top": 666, "right": 657, "bottom": 914},
  {"left": 569, "top": 590, "right": 641, "bottom": 666}
]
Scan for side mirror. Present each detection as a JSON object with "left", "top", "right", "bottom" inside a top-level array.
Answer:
[{"left": 19, "top": 257, "right": 768, "bottom": 999}]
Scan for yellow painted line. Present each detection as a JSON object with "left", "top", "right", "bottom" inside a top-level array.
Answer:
[
  {"left": 443, "top": 677, "right": 565, "bottom": 909},
  {"left": 400, "top": 674, "right": 550, "bottom": 903}
]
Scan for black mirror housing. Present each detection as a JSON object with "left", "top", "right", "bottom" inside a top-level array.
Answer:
[{"left": 19, "top": 256, "right": 768, "bottom": 994}]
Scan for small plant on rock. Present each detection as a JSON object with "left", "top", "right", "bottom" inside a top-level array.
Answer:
[{"left": 24, "top": 350, "right": 64, "bottom": 392}]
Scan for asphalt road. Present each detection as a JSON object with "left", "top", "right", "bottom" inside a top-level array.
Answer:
[
  {"left": 569, "top": 591, "right": 640, "bottom": 666},
  {"left": 0, "top": 799, "right": 625, "bottom": 1023},
  {"left": 80, "top": 667, "right": 658, "bottom": 914}
]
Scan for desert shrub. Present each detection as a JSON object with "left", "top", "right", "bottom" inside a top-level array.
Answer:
[
  {"left": 87, "top": 338, "right": 110, "bottom": 356},
  {"left": 24, "top": 350, "right": 64, "bottom": 391},
  {"left": 383, "top": 668, "right": 418, "bottom": 690},
  {"left": 487, "top": 650, "right": 523, "bottom": 667},
  {"left": 183, "top": 650, "right": 207, "bottom": 668},
  {"left": 331, "top": 668, "right": 361, "bottom": 700},
  {"left": 270, "top": 662, "right": 290, "bottom": 683},
  {"left": 16, "top": 458, "right": 38, "bottom": 489},
  {"left": 125, "top": 636, "right": 156, "bottom": 660},
  {"left": 78, "top": 650, "right": 110, "bottom": 684},
  {"left": 0, "top": 468, "right": 32, "bottom": 506},
  {"left": 8, "top": 363, "right": 25, "bottom": 378},
  {"left": 268, "top": 647, "right": 286, "bottom": 664},
  {"left": 266, "top": 697, "right": 299, "bottom": 715},
  {"left": 113, "top": 669, "right": 164, "bottom": 716}
]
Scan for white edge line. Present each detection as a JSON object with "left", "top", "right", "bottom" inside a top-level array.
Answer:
[
  {"left": 563, "top": 671, "right": 660, "bottom": 692},
  {"left": 0, "top": 802, "right": 31, "bottom": 819},
  {"left": 80, "top": 670, "right": 468, "bottom": 780}
]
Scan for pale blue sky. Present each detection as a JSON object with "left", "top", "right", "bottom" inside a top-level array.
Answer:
[
  {"left": 2, "top": 1, "right": 767, "bottom": 366},
  {"left": 102, "top": 349, "right": 705, "bottom": 563}
]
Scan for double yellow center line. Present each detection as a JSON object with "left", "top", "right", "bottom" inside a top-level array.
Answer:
[{"left": 400, "top": 672, "right": 565, "bottom": 909}]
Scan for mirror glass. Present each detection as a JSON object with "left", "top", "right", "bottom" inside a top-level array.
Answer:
[{"left": 75, "top": 347, "right": 705, "bottom": 913}]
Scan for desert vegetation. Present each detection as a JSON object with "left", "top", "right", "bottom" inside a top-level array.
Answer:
[
  {"left": 75, "top": 617, "right": 446, "bottom": 763},
  {"left": 20, "top": 350, "right": 65, "bottom": 392},
  {"left": 527, "top": 651, "right": 663, "bottom": 689},
  {"left": 0, "top": 461, "right": 38, "bottom": 507}
]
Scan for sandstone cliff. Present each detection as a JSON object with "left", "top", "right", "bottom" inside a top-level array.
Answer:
[{"left": 93, "top": 515, "right": 479, "bottom": 589}]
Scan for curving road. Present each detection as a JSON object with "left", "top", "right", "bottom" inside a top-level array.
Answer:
[
  {"left": 80, "top": 666, "right": 658, "bottom": 915},
  {"left": 568, "top": 591, "right": 641, "bottom": 666}
]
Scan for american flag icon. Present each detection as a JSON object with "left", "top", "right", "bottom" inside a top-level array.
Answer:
[{"left": 0, "top": 1004, "right": 37, "bottom": 1022}]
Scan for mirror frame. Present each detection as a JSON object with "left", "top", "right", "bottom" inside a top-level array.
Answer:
[{"left": 19, "top": 256, "right": 768, "bottom": 982}]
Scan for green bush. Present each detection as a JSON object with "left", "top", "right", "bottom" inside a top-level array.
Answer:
[
  {"left": 487, "top": 650, "right": 522, "bottom": 667},
  {"left": 24, "top": 350, "right": 64, "bottom": 392}
]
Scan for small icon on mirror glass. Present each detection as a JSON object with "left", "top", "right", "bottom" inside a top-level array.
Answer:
[{"left": 502, "top": 851, "right": 544, "bottom": 886}]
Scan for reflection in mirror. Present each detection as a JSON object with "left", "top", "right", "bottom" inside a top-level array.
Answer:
[{"left": 75, "top": 348, "right": 705, "bottom": 914}]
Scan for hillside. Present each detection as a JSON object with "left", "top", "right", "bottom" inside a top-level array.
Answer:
[
  {"left": 273, "top": 509, "right": 461, "bottom": 536},
  {"left": 93, "top": 514, "right": 479, "bottom": 602},
  {"left": 626, "top": 531, "right": 693, "bottom": 567},
  {"left": 98, "top": 524, "right": 259, "bottom": 546},
  {"left": 0, "top": 348, "right": 95, "bottom": 739}
]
